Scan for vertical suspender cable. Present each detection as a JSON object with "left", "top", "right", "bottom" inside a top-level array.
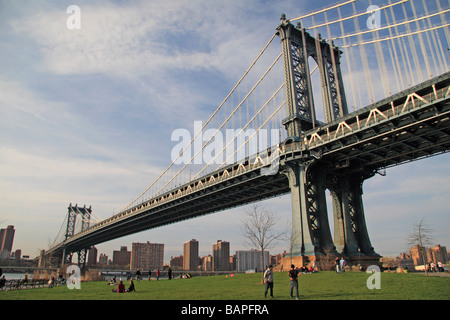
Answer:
[
  {"left": 409, "top": 0, "right": 433, "bottom": 79},
  {"left": 389, "top": 0, "right": 413, "bottom": 87},
  {"left": 436, "top": 0, "right": 450, "bottom": 71},
  {"left": 338, "top": 7, "right": 358, "bottom": 111},
  {"left": 384, "top": 9, "right": 403, "bottom": 92},
  {"left": 401, "top": 2, "right": 423, "bottom": 84},
  {"left": 352, "top": 2, "right": 375, "bottom": 104}
]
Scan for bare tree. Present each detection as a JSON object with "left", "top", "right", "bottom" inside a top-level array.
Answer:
[
  {"left": 407, "top": 218, "right": 434, "bottom": 276},
  {"left": 318, "top": 245, "right": 336, "bottom": 271},
  {"left": 241, "top": 204, "right": 286, "bottom": 283}
]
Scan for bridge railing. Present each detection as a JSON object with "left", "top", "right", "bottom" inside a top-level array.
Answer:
[{"left": 302, "top": 74, "right": 450, "bottom": 150}]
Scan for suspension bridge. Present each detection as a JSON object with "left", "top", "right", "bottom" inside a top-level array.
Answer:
[{"left": 41, "top": 0, "right": 450, "bottom": 268}]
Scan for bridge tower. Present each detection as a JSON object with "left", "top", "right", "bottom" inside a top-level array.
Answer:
[
  {"left": 277, "top": 15, "right": 379, "bottom": 266},
  {"left": 63, "top": 204, "right": 92, "bottom": 269}
]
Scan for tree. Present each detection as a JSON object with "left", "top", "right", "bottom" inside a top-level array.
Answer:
[
  {"left": 241, "top": 204, "right": 286, "bottom": 283},
  {"left": 318, "top": 244, "right": 336, "bottom": 271},
  {"left": 407, "top": 218, "right": 434, "bottom": 276}
]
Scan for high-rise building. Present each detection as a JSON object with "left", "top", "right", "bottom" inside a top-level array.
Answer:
[
  {"left": 0, "top": 225, "right": 15, "bottom": 253},
  {"left": 88, "top": 246, "right": 98, "bottom": 266},
  {"left": 183, "top": 239, "right": 199, "bottom": 271},
  {"left": 131, "top": 242, "right": 164, "bottom": 271},
  {"left": 212, "top": 240, "right": 230, "bottom": 271},
  {"left": 428, "top": 244, "right": 448, "bottom": 264},
  {"left": 236, "top": 250, "right": 270, "bottom": 272},
  {"left": 410, "top": 244, "right": 448, "bottom": 266},
  {"left": 98, "top": 253, "right": 109, "bottom": 265},
  {"left": 201, "top": 255, "right": 213, "bottom": 271},
  {"left": 113, "top": 246, "right": 131, "bottom": 266}
]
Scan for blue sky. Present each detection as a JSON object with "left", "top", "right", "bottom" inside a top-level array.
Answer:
[{"left": 0, "top": 0, "right": 449, "bottom": 263}]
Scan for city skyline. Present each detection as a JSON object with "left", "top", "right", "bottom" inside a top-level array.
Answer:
[{"left": 0, "top": 0, "right": 449, "bottom": 262}]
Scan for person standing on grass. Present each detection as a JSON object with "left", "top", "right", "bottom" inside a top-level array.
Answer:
[
  {"left": 289, "top": 265, "right": 299, "bottom": 300},
  {"left": 264, "top": 265, "right": 274, "bottom": 298},
  {"left": 136, "top": 269, "right": 141, "bottom": 281},
  {"left": 340, "top": 257, "right": 346, "bottom": 272}
]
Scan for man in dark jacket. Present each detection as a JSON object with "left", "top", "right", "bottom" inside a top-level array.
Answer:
[{"left": 289, "top": 264, "right": 299, "bottom": 300}]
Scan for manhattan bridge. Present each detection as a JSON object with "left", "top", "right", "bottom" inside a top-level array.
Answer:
[{"left": 41, "top": 0, "right": 450, "bottom": 269}]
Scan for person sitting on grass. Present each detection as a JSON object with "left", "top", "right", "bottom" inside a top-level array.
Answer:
[
  {"left": 112, "top": 280, "right": 125, "bottom": 293},
  {"left": 127, "top": 280, "right": 136, "bottom": 292}
]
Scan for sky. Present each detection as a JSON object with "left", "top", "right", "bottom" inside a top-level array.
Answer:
[{"left": 0, "top": 0, "right": 449, "bottom": 264}]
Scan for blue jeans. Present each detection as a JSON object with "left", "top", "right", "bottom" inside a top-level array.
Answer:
[
  {"left": 264, "top": 281, "right": 273, "bottom": 297},
  {"left": 290, "top": 280, "right": 299, "bottom": 298}
]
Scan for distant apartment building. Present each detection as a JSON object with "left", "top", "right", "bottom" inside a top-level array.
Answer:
[
  {"left": 170, "top": 255, "right": 183, "bottom": 269},
  {"left": 0, "top": 225, "right": 15, "bottom": 253},
  {"left": 396, "top": 252, "right": 415, "bottom": 270},
  {"left": 229, "top": 254, "right": 236, "bottom": 271},
  {"left": 183, "top": 239, "right": 199, "bottom": 271},
  {"left": 88, "top": 246, "right": 98, "bottom": 266},
  {"left": 131, "top": 242, "right": 164, "bottom": 271},
  {"left": 98, "top": 253, "right": 109, "bottom": 265},
  {"left": 428, "top": 244, "right": 448, "bottom": 264},
  {"left": 113, "top": 246, "right": 131, "bottom": 266},
  {"left": 271, "top": 251, "right": 287, "bottom": 266},
  {"left": 201, "top": 255, "right": 213, "bottom": 271},
  {"left": 212, "top": 240, "right": 230, "bottom": 271},
  {"left": 236, "top": 250, "right": 269, "bottom": 272},
  {"left": 398, "top": 244, "right": 448, "bottom": 268},
  {"left": 410, "top": 245, "right": 427, "bottom": 266},
  {"left": 14, "top": 249, "right": 21, "bottom": 260}
]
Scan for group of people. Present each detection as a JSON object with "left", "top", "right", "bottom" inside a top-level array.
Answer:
[
  {"left": 427, "top": 261, "right": 446, "bottom": 272},
  {"left": 109, "top": 277, "right": 136, "bottom": 293},
  {"left": 263, "top": 264, "right": 312, "bottom": 300},
  {"left": 125, "top": 268, "right": 169, "bottom": 281},
  {"left": 335, "top": 257, "right": 347, "bottom": 273}
]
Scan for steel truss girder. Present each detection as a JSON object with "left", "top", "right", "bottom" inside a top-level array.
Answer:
[
  {"left": 328, "top": 105, "right": 450, "bottom": 172},
  {"left": 303, "top": 74, "right": 450, "bottom": 173}
]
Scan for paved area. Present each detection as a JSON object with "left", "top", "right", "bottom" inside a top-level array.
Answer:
[{"left": 411, "top": 272, "right": 450, "bottom": 277}]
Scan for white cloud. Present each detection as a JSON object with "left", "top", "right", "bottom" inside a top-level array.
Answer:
[{"left": 10, "top": 0, "right": 268, "bottom": 79}]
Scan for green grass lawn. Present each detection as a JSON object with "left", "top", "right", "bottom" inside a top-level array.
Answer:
[{"left": 1, "top": 271, "right": 449, "bottom": 300}]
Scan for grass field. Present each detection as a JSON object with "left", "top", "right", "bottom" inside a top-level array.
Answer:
[{"left": 1, "top": 271, "right": 449, "bottom": 300}]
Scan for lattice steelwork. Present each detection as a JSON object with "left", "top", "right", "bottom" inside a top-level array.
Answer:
[{"left": 63, "top": 204, "right": 92, "bottom": 268}]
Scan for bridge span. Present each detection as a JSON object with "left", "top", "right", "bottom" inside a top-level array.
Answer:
[
  {"left": 43, "top": 2, "right": 450, "bottom": 268},
  {"left": 45, "top": 72, "right": 450, "bottom": 263}
]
